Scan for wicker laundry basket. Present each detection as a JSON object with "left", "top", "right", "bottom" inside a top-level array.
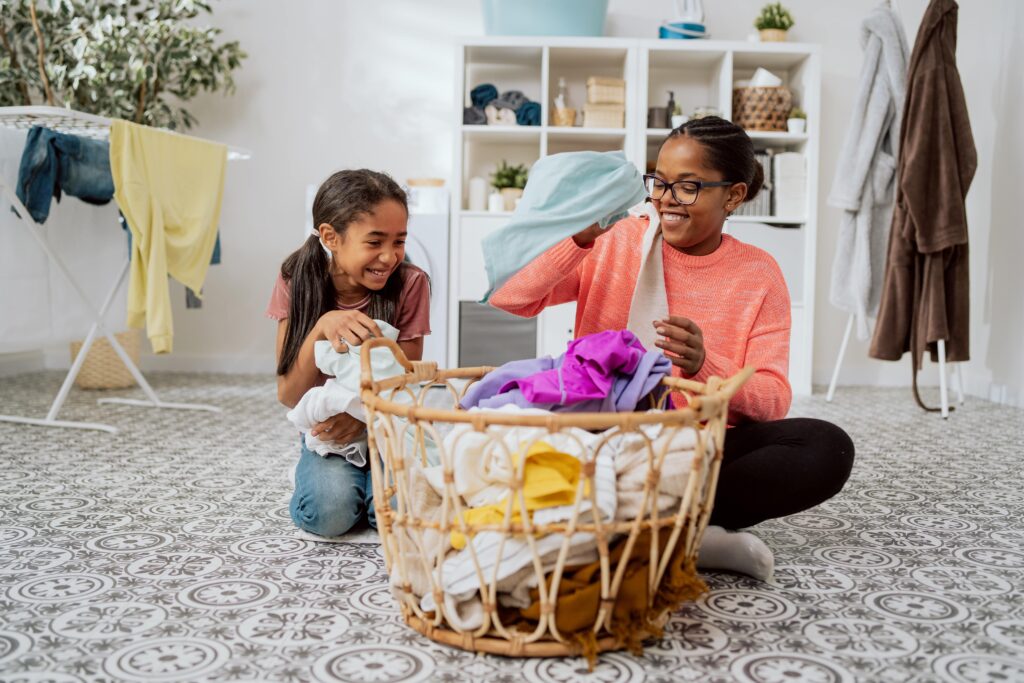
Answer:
[
  {"left": 360, "top": 338, "right": 752, "bottom": 661},
  {"left": 69, "top": 330, "right": 140, "bottom": 390},
  {"left": 732, "top": 86, "right": 793, "bottom": 131}
]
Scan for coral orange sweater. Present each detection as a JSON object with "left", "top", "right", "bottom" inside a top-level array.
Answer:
[{"left": 490, "top": 216, "right": 792, "bottom": 422}]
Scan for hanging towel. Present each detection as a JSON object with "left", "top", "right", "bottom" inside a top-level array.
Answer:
[
  {"left": 626, "top": 203, "right": 670, "bottom": 352},
  {"left": 828, "top": 3, "right": 910, "bottom": 340},
  {"left": 480, "top": 150, "right": 646, "bottom": 302},
  {"left": 109, "top": 120, "right": 226, "bottom": 353}
]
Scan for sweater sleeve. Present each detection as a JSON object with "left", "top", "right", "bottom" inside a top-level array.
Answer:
[
  {"left": 688, "top": 273, "right": 792, "bottom": 423},
  {"left": 489, "top": 237, "right": 592, "bottom": 318}
]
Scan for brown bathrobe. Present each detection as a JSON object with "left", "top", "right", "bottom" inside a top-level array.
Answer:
[{"left": 869, "top": 0, "right": 977, "bottom": 410}]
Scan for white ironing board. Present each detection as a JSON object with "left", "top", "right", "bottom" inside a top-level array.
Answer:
[{"left": 0, "top": 106, "right": 251, "bottom": 433}]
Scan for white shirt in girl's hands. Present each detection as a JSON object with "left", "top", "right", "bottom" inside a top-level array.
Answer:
[{"left": 286, "top": 320, "right": 404, "bottom": 464}]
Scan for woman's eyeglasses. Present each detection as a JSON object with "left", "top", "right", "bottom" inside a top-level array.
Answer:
[{"left": 643, "top": 174, "right": 736, "bottom": 205}]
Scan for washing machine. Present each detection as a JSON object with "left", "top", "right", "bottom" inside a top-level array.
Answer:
[
  {"left": 404, "top": 188, "right": 449, "bottom": 366},
  {"left": 304, "top": 184, "right": 450, "bottom": 366}
]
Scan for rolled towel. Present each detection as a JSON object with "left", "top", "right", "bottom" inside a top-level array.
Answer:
[
  {"left": 463, "top": 106, "right": 486, "bottom": 125},
  {"left": 516, "top": 101, "right": 541, "bottom": 126},
  {"left": 493, "top": 90, "right": 527, "bottom": 111},
  {"left": 470, "top": 83, "right": 498, "bottom": 108}
]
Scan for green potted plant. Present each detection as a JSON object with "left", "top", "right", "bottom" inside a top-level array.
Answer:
[
  {"left": 754, "top": 2, "right": 795, "bottom": 42},
  {"left": 490, "top": 160, "right": 529, "bottom": 211},
  {"left": 0, "top": 0, "right": 245, "bottom": 130},
  {"left": 787, "top": 106, "right": 807, "bottom": 134}
]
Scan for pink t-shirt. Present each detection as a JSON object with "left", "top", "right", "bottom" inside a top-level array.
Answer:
[{"left": 265, "top": 263, "right": 431, "bottom": 341}]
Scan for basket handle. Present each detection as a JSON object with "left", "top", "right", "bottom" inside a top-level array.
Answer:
[{"left": 359, "top": 336, "right": 442, "bottom": 390}]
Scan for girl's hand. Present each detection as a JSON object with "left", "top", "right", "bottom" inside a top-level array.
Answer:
[
  {"left": 571, "top": 222, "right": 603, "bottom": 247},
  {"left": 310, "top": 412, "right": 365, "bottom": 446},
  {"left": 317, "top": 310, "right": 383, "bottom": 353},
  {"left": 653, "top": 316, "right": 705, "bottom": 375}
]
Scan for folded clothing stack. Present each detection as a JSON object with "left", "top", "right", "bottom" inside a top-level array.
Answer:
[{"left": 463, "top": 83, "right": 541, "bottom": 126}]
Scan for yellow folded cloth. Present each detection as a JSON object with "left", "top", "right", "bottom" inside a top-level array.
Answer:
[
  {"left": 451, "top": 441, "right": 583, "bottom": 550},
  {"left": 110, "top": 120, "right": 227, "bottom": 353}
]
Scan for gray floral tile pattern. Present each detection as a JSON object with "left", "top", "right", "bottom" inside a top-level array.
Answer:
[{"left": 0, "top": 372, "right": 1022, "bottom": 682}]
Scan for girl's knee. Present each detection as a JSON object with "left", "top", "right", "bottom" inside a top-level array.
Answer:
[{"left": 290, "top": 487, "right": 364, "bottom": 538}]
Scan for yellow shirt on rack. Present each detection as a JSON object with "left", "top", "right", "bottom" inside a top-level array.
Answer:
[{"left": 109, "top": 120, "right": 227, "bottom": 354}]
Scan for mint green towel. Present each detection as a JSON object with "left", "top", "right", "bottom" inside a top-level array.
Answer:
[{"left": 480, "top": 150, "right": 646, "bottom": 303}]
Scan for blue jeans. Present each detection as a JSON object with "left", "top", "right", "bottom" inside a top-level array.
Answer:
[
  {"left": 290, "top": 439, "right": 376, "bottom": 537},
  {"left": 16, "top": 126, "right": 115, "bottom": 223}
]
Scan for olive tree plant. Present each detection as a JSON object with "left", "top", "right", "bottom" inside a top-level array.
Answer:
[{"left": 0, "top": 0, "right": 245, "bottom": 130}]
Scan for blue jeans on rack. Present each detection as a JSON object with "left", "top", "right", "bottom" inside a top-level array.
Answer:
[
  {"left": 16, "top": 126, "right": 114, "bottom": 223},
  {"left": 289, "top": 438, "right": 376, "bottom": 538}
]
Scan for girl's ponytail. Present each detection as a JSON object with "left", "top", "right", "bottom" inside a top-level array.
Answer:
[{"left": 277, "top": 234, "right": 335, "bottom": 376}]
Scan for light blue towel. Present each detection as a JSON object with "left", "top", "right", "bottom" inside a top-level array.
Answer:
[{"left": 480, "top": 150, "right": 647, "bottom": 303}]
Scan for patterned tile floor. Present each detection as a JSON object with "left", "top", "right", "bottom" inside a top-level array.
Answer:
[{"left": 0, "top": 372, "right": 1022, "bottom": 682}]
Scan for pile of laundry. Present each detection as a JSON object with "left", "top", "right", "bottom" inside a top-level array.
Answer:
[
  {"left": 285, "top": 325, "right": 712, "bottom": 651},
  {"left": 463, "top": 83, "right": 541, "bottom": 127},
  {"left": 366, "top": 328, "right": 712, "bottom": 652}
]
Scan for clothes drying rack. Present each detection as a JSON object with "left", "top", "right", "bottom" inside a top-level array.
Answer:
[{"left": 0, "top": 106, "right": 251, "bottom": 434}]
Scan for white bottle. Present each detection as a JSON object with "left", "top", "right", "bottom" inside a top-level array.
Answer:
[
  {"left": 468, "top": 176, "right": 487, "bottom": 211},
  {"left": 487, "top": 191, "right": 504, "bottom": 213}
]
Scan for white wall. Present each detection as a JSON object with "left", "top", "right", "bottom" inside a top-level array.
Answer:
[{"left": 8, "top": 0, "right": 1021, "bottom": 406}]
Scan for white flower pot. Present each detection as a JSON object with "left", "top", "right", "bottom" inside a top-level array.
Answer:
[
  {"left": 670, "top": 114, "right": 688, "bottom": 129},
  {"left": 787, "top": 118, "right": 806, "bottom": 134}
]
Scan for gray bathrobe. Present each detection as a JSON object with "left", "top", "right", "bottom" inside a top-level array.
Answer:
[{"left": 827, "top": 4, "right": 910, "bottom": 339}]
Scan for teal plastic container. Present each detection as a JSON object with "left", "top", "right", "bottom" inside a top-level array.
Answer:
[{"left": 482, "top": 0, "right": 609, "bottom": 36}]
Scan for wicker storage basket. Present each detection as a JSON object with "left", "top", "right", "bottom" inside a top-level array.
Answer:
[
  {"left": 551, "top": 107, "right": 576, "bottom": 127},
  {"left": 732, "top": 86, "right": 793, "bottom": 131},
  {"left": 360, "top": 338, "right": 752, "bottom": 661},
  {"left": 69, "top": 330, "right": 140, "bottom": 390},
  {"left": 583, "top": 103, "right": 624, "bottom": 128},
  {"left": 586, "top": 77, "right": 625, "bottom": 105}
]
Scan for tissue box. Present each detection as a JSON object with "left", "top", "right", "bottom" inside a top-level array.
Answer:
[
  {"left": 583, "top": 103, "right": 625, "bottom": 128},
  {"left": 586, "top": 77, "right": 625, "bottom": 104}
]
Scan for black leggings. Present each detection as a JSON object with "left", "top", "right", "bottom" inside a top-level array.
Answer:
[{"left": 709, "top": 418, "right": 855, "bottom": 529}]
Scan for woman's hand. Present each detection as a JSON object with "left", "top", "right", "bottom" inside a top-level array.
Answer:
[
  {"left": 317, "top": 310, "right": 383, "bottom": 353},
  {"left": 572, "top": 222, "right": 604, "bottom": 247},
  {"left": 653, "top": 316, "right": 705, "bottom": 375},
  {"left": 310, "top": 412, "right": 365, "bottom": 446}
]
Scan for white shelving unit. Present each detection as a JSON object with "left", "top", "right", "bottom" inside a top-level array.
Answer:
[{"left": 451, "top": 37, "right": 820, "bottom": 395}]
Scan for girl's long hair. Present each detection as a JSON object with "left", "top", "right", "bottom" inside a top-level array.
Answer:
[{"left": 276, "top": 169, "right": 408, "bottom": 376}]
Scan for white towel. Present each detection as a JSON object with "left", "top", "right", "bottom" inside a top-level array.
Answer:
[
  {"left": 626, "top": 203, "right": 669, "bottom": 352},
  {"left": 286, "top": 320, "right": 403, "bottom": 463}
]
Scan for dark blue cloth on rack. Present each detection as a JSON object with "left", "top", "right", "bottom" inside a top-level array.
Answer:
[{"left": 16, "top": 126, "right": 115, "bottom": 223}]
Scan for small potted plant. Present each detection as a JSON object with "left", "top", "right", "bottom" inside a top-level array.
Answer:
[
  {"left": 490, "top": 160, "right": 529, "bottom": 211},
  {"left": 755, "top": 2, "right": 795, "bottom": 42},
  {"left": 787, "top": 107, "right": 807, "bottom": 134},
  {"left": 670, "top": 103, "right": 688, "bottom": 129}
]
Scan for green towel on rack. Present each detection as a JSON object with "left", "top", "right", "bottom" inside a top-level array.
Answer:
[{"left": 480, "top": 150, "right": 646, "bottom": 303}]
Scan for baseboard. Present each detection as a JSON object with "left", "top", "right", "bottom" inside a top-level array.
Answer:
[
  {"left": 38, "top": 347, "right": 275, "bottom": 376},
  {"left": 0, "top": 350, "right": 44, "bottom": 377}
]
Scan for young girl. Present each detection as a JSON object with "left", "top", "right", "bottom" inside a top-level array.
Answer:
[
  {"left": 491, "top": 117, "right": 854, "bottom": 577},
  {"left": 267, "top": 169, "right": 430, "bottom": 538}
]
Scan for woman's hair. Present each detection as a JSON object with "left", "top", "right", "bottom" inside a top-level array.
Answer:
[
  {"left": 663, "top": 116, "right": 763, "bottom": 203},
  {"left": 277, "top": 169, "right": 408, "bottom": 376}
]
